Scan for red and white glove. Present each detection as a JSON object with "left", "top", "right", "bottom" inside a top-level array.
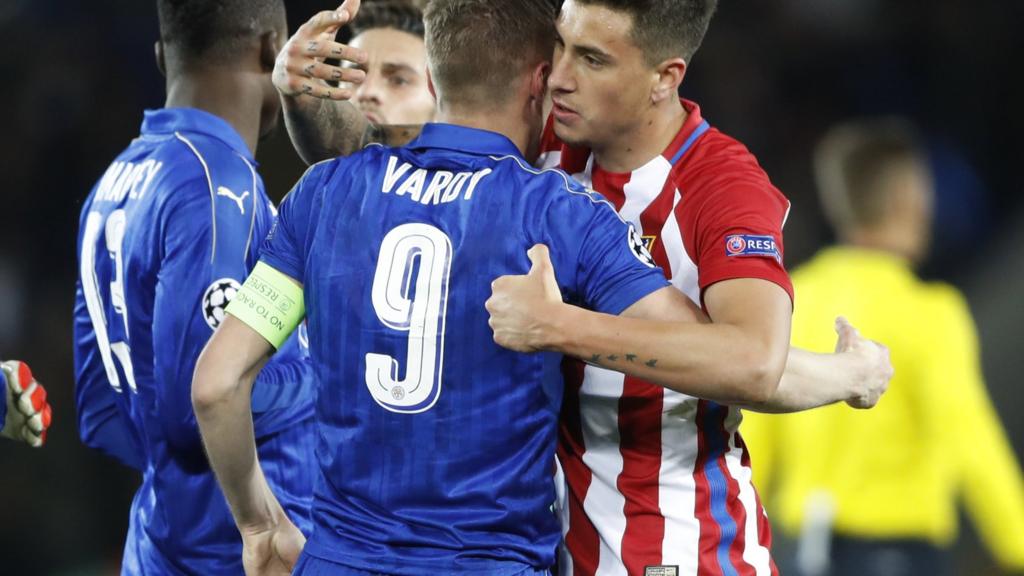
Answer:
[{"left": 2, "top": 361, "right": 52, "bottom": 447}]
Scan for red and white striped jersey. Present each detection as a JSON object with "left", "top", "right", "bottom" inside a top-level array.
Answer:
[{"left": 537, "top": 100, "right": 793, "bottom": 576}]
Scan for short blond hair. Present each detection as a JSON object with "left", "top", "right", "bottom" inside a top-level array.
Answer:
[
  {"left": 423, "top": 0, "right": 556, "bottom": 109},
  {"left": 814, "top": 118, "right": 926, "bottom": 233}
]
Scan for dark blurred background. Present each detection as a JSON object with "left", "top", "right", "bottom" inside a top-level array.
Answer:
[{"left": 1, "top": 1, "right": 1021, "bottom": 574}]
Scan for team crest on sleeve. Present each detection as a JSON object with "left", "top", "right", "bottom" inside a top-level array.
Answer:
[
  {"left": 725, "top": 234, "right": 781, "bottom": 263},
  {"left": 628, "top": 226, "right": 657, "bottom": 268},
  {"left": 201, "top": 278, "right": 242, "bottom": 330}
]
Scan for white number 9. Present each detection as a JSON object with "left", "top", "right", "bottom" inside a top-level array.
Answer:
[{"left": 366, "top": 223, "right": 452, "bottom": 413}]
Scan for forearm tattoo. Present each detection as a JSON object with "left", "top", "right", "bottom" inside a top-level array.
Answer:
[{"left": 586, "top": 353, "right": 658, "bottom": 368}]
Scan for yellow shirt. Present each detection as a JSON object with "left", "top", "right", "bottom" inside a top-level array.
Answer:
[{"left": 742, "top": 246, "right": 1024, "bottom": 569}]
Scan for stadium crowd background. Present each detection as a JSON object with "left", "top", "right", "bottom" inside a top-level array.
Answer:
[{"left": 0, "top": 0, "right": 1021, "bottom": 574}]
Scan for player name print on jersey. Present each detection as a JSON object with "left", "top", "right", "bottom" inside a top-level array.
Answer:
[
  {"left": 381, "top": 155, "right": 493, "bottom": 206},
  {"left": 93, "top": 159, "right": 163, "bottom": 203}
]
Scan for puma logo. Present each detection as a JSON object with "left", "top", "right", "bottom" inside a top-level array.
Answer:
[{"left": 217, "top": 186, "right": 250, "bottom": 214}]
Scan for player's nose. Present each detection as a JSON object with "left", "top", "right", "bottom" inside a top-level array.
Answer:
[
  {"left": 548, "top": 51, "right": 575, "bottom": 93},
  {"left": 356, "top": 72, "right": 384, "bottom": 103}
]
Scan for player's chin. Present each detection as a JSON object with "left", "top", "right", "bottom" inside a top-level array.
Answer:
[{"left": 551, "top": 119, "right": 591, "bottom": 149}]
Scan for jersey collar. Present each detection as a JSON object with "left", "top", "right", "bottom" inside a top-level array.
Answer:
[
  {"left": 141, "top": 108, "right": 254, "bottom": 162},
  {"left": 406, "top": 123, "right": 523, "bottom": 159},
  {"left": 661, "top": 99, "right": 710, "bottom": 165}
]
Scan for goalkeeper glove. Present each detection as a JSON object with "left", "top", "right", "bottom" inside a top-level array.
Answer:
[{"left": 2, "top": 360, "right": 52, "bottom": 447}]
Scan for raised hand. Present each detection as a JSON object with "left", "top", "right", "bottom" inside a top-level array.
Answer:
[{"left": 273, "top": 1, "right": 369, "bottom": 100}]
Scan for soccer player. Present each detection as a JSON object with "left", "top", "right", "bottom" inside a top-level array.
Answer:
[
  {"left": 342, "top": 1, "right": 433, "bottom": 125},
  {"left": 272, "top": 1, "right": 893, "bottom": 574},
  {"left": 192, "top": 1, "right": 677, "bottom": 574},
  {"left": 742, "top": 119, "right": 1024, "bottom": 576},
  {"left": 280, "top": 1, "right": 434, "bottom": 166},
  {"left": 1, "top": 360, "right": 51, "bottom": 447},
  {"left": 73, "top": 1, "right": 317, "bottom": 573}
]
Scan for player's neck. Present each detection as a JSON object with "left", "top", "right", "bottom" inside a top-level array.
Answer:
[
  {"left": 592, "top": 99, "right": 687, "bottom": 173},
  {"left": 844, "top": 227, "right": 924, "bottom": 266},
  {"left": 164, "top": 72, "right": 262, "bottom": 156},
  {"left": 436, "top": 108, "right": 534, "bottom": 159}
]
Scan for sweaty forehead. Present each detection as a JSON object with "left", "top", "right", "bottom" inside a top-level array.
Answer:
[{"left": 557, "top": 1, "right": 637, "bottom": 51}]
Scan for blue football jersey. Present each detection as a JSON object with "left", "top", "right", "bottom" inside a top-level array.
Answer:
[
  {"left": 258, "top": 123, "right": 669, "bottom": 574},
  {"left": 73, "top": 108, "right": 316, "bottom": 575},
  {"left": 0, "top": 367, "right": 6, "bottom": 424}
]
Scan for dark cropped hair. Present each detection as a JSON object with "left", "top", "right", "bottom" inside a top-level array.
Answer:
[
  {"left": 576, "top": 0, "right": 718, "bottom": 65},
  {"left": 157, "top": 0, "right": 285, "bottom": 63},
  {"left": 350, "top": 1, "right": 425, "bottom": 39}
]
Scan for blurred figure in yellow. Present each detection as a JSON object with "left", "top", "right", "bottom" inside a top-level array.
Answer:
[{"left": 743, "top": 118, "right": 1024, "bottom": 576}]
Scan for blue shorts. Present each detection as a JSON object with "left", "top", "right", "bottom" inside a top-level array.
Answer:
[{"left": 293, "top": 553, "right": 552, "bottom": 576}]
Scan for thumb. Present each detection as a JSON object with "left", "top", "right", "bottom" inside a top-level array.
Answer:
[
  {"left": 527, "top": 244, "right": 560, "bottom": 293},
  {"left": 527, "top": 244, "right": 553, "bottom": 276},
  {"left": 834, "top": 316, "right": 860, "bottom": 352}
]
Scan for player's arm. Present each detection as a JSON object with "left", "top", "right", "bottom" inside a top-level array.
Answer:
[
  {"left": 488, "top": 247, "right": 889, "bottom": 410},
  {"left": 192, "top": 273, "right": 306, "bottom": 575},
  {"left": 762, "top": 328, "right": 890, "bottom": 412},
  {"left": 667, "top": 277, "right": 888, "bottom": 412},
  {"left": 275, "top": 2, "right": 422, "bottom": 164},
  {"left": 73, "top": 283, "right": 144, "bottom": 468},
  {"left": 2, "top": 361, "right": 52, "bottom": 447},
  {"left": 193, "top": 314, "right": 277, "bottom": 529},
  {"left": 195, "top": 159, "right": 321, "bottom": 574}
]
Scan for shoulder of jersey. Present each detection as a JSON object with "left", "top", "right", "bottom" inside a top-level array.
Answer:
[
  {"left": 487, "top": 153, "right": 594, "bottom": 197},
  {"left": 676, "top": 128, "right": 773, "bottom": 183},
  {"left": 292, "top": 156, "right": 355, "bottom": 199},
  {"left": 162, "top": 132, "right": 261, "bottom": 204},
  {"left": 918, "top": 279, "right": 970, "bottom": 314}
]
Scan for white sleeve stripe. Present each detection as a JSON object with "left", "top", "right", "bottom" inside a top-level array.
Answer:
[
  {"left": 173, "top": 132, "right": 218, "bottom": 264},
  {"left": 236, "top": 151, "right": 259, "bottom": 267},
  {"left": 488, "top": 154, "right": 632, "bottom": 226}
]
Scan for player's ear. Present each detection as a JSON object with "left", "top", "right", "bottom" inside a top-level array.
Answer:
[
  {"left": 260, "top": 30, "right": 282, "bottom": 73},
  {"left": 426, "top": 67, "right": 436, "bottom": 100},
  {"left": 651, "top": 57, "right": 686, "bottom": 105},
  {"left": 529, "top": 60, "right": 552, "bottom": 102},
  {"left": 155, "top": 41, "right": 166, "bottom": 78}
]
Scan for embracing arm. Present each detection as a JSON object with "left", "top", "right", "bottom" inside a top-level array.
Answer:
[
  {"left": 487, "top": 246, "right": 890, "bottom": 411},
  {"left": 275, "top": 2, "right": 421, "bottom": 164}
]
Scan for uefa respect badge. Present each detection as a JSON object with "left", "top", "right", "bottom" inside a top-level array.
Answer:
[{"left": 725, "top": 234, "right": 781, "bottom": 263}]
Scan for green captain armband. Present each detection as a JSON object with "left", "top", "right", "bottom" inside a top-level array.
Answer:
[{"left": 225, "top": 262, "right": 305, "bottom": 349}]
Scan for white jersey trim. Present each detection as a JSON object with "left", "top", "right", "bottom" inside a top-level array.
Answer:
[{"left": 174, "top": 132, "right": 218, "bottom": 264}]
